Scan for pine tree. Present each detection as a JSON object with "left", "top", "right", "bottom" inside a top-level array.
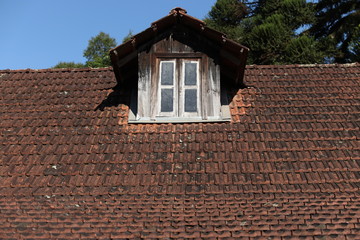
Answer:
[{"left": 310, "top": 0, "right": 360, "bottom": 63}]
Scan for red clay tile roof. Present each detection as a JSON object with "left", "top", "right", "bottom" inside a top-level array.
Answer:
[{"left": 1, "top": 63, "right": 360, "bottom": 239}]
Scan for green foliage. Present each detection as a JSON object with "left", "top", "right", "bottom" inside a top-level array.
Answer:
[
  {"left": 83, "top": 32, "right": 117, "bottom": 67},
  {"left": 207, "top": 0, "right": 248, "bottom": 26},
  {"left": 122, "top": 30, "right": 134, "bottom": 43},
  {"left": 280, "top": 0, "right": 315, "bottom": 29},
  {"left": 348, "top": 25, "right": 360, "bottom": 62},
  {"left": 310, "top": 0, "right": 360, "bottom": 63},
  {"left": 53, "top": 32, "right": 118, "bottom": 69},
  {"left": 53, "top": 61, "right": 85, "bottom": 69},
  {"left": 246, "top": 14, "right": 291, "bottom": 64},
  {"left": 206, "top": 0, "right": 329, "bottom": 64},
  {"left": 245, "top": 0, "right": 322, "bottom": 64},
  {"left": 284, "top": 35, "right": 325, "bottom": 64},
  {"left": 206, "top": 19, "right": 245, "bottom": 43},
  {"left": 205, "top": 0, "right": 248, "bottom": 44},
  {"left": 254, "top": 0, "right": 314, "bottom": 25}
]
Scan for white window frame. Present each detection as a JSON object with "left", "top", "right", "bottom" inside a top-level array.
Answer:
[
  {"left": 157, "top": 60, "right": 177, "bottom": 117},
  {"left": 179, "top": 60, "right": 201, "bottom": 118},
  {"left": 130, "top": 52, "right": 229, "bottom": 123},
  {"left": 156, "top": 58, "right": 201, "bottom": 119}
]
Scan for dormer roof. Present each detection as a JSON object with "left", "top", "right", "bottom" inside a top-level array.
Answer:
[{"left": 110, "top": 7, "right": 249, "bottom": 87}]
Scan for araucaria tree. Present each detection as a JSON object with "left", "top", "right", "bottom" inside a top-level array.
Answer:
[
  {"left": 206, "top": 0, "right": 332, "bottom": 64},
  {"left": 205, "top": 0, "right": 248, "bottom": 44},
  {"left": 310, "top": 0, "right": 360, "bottom": 63},
  {"left": 245, "top": 0, "right": 324, "bottom": 64}
]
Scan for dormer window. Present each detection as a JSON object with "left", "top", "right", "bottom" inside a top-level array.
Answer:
[
  {"left": 109, "top": 8, "right": 249, "bottom": 123},
  {"left": 132, "top": 48, "right": 226, "bottom": 123}
]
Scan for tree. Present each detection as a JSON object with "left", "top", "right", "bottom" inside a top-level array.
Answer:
[
  {"left": 83, "top": 32, "right": 117, "bottom": 67},
  {"left": 52, "top": 32, "right": 118, "bottom": 68},
  {"left": 244, "top": 0, "right": 326, "bottom": 64},
  {"left": 310, "top": 0, "right": 360, "bottom": 63},
  {"left": 53, "top": 62, "right": 85, "bottom": 69},
  {"left": 122, "top": 30, "right": 134, "bottom": 43},
  {"left": 204, "top": 0, "right": 248, "bottom": 43},
  {"left": 348, "top": 25, "right": 360, "bottom": 62},
  {"left": 207, "top": 0, "right": 248, "bottom": 26},
  {"left": 206, "top": 0, "right": 328, "bottom": 64}
]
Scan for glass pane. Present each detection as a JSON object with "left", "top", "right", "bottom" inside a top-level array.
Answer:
[
  {"left": 185, "top": 89, "right": 197, "bottom": 112},
  {"left": 161, "top": 89, "right": 173, "bottom": 112},
  {"left": 185, "top": 62, "right": 197, "bottom": 86},
  {"left": 161, "top": 62, "right": 174, "bottom": 85}
]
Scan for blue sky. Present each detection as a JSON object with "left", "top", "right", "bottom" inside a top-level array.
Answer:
[{"left": 0, "top": 0, "right": 217, "bottom": 70}]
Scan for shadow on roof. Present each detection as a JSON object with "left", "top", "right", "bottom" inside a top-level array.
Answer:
[{"left": 94, "top": 84, "right": 131, "bottom": 112}]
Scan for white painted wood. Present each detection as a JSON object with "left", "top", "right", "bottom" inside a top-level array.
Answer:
[
  {"left": 179, "top": 60, "right": 201, "bottom": 118},
  {"left": 207, "top": 59, "right": 221, "bottom": 118},
  {"left": 150, "top": 57, "right": 160, "bottom": 120},
  {"left": 220, "top": 105, "right": 231, "bottom": 120},
  {"left": 201, "top": 56, "right": 208, "bottom": 120},
  {"left": 157, "top": 60, "right": 177, "bottom": 117},
  {"left": 137, "top": 52, "right": 151, "bottom": 119},
  {"left": 220, "top": 87, "right": 231, "bottom": 120},
  {"left": 129, "top": 117, "right": 229, "bottom": 123}
]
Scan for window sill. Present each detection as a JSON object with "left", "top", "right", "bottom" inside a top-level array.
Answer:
[
  {"left": 128, "top": 117, "right": 230, "bottom": 124},
  {"left": 129, "top": 105, "right": 231, "bottom": 124}
]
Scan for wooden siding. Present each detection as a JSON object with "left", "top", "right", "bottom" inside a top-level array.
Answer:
[
  {"left": 137, "top": 51, "right": 151, "bottom": 120},
  {"left": 136, "top": 30, "right": 224, "bottom": 122}
]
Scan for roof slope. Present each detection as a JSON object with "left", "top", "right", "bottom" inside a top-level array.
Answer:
[{"left": 0, "top": 64, "right": 360, "bottom": 239}]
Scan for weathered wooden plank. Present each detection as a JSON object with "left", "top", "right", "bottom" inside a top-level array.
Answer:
[
  {"left": 134, "top": 27, "right": 225, "bottom": 122},
  {"left": 150, "top": 55, "right": 160, "bottom": 120},
  {"left": 153, "top": 37, "right": 171, "bottom": 53},
  {"left": 137, "top": 51, "right": 151, "bottom": 119},
  {"left": 207, "top": 57, "right": 221, "bottom": 118},
  {"left": 154, "top": 53, "right": 203, "bottom": 58},
  {"left": 220, "top": 85, "right": 231, "bottom": 120},
  {"left": 177, "top": 59, "right": 183, "bottom": 117},
  {"left": 201, "top": 56, "right": 208, "bottom": 120},
  {"left": 180, "top": 59, "right": 201, "bottom": 118},
  {"left": 171, "top": 36, "right": 194, "bottom": 53}
]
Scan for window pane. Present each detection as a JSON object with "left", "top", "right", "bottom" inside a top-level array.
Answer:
[
  {"left": 185, "top": 89, "right": 197, "bottom": 112},
  {"left": 161, "top": 89, "right": 173, "bottom": 112},
  {"left": 185, "top": 63, "right": 197, "bottom": 86},
  {"left": 161, "top": 62, "right": 174, "bottom": 85}
]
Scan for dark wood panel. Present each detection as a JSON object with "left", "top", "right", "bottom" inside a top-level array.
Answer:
[{"left": 154, "top": 53, "right": 204, "bottom": 58}]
